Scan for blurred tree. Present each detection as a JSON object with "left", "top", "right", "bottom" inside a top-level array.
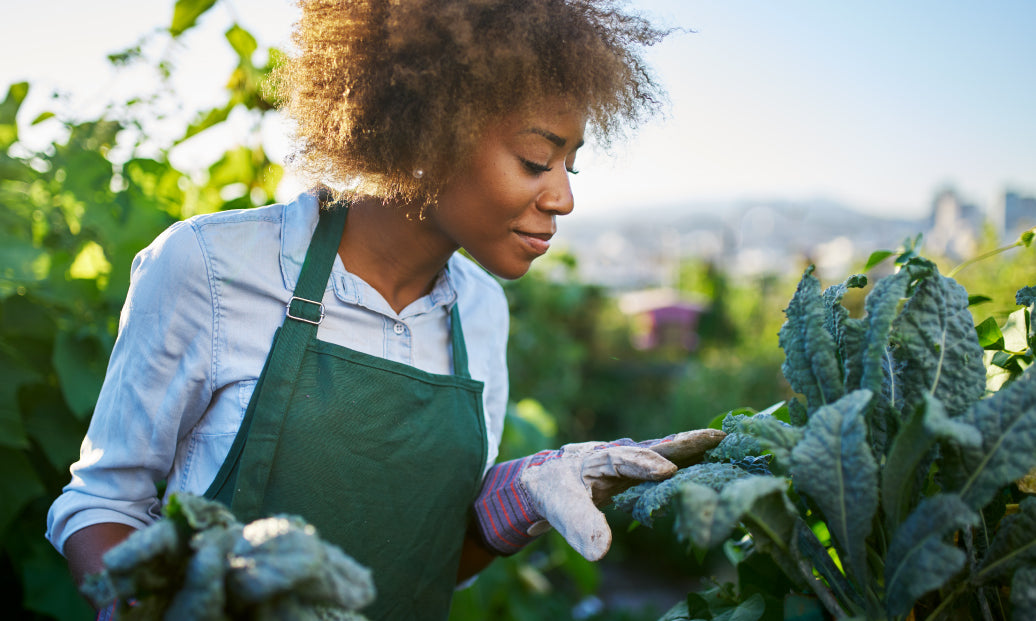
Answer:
[{"left": 0, "top": 1, "right": 282, "bottom": 617}]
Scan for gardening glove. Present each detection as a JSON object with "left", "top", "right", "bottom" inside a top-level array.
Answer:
[{"left": 473, "top": 428, "right": 726, "bottom": 561}]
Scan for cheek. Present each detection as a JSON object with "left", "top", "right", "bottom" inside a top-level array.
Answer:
[{"left": 476, "top": 161, "right": 536, "bottom": 211}]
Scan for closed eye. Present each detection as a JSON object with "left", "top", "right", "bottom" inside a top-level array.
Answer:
[{"left": 520, "top": 158, "right": 552, "bottom": 174}]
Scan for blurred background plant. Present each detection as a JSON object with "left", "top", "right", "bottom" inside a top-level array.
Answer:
[{"left": 3, "top": 2, "right": 1033, "bottom": 620}]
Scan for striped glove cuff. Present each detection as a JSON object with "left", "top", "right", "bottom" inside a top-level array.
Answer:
[
  {"left": 472, "top": 451, "right": 559, "bottom": 555},
  {"left": 471, "top": 439, "right": 657, "bottom": 555}
]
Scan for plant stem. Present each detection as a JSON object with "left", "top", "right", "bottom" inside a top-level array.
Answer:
[
  {"left": 922, "top": 581, "right": 968, "bottom": 621},
  {"left": 794, "top": 557, "right": 849, "bottom": 619},
  {"left": 947, "top": 228, "right": 1033, "bottom": 278}
]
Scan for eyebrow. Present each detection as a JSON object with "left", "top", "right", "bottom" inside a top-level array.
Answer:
[{"left": 523, "top": 127, "right": 585, "bottom": 150}]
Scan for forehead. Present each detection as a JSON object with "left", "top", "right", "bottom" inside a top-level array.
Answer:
[{"left": 491, "top": 99, "right": 587, "bottom": 144}]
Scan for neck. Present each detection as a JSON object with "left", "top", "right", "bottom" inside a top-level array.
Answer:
[{"left": 337, "top": 196, "right": 457, "bottom": 314}]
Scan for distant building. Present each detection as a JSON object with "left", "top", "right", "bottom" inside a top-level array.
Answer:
[
  {"left": 925, "top": 189, "right": 983, "bottom": 260},
  {"left": 1003, "top": 191, "right": 1036, "bottom": 241},
  {"left": 617, "top": 288, "right": 706, "bottom": 351}
]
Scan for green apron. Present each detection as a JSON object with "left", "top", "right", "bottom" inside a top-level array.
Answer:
[{"left": 205, "top": 200, "right": 489, "bottom": 620}]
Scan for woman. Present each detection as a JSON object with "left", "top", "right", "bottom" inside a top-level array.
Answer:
[{"left": 47, "top": 1, "right": 723, "bottom": 618}]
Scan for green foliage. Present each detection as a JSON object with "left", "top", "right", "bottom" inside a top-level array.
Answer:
[
  {"left": 170, "top": 0, "right": 219, "bottom": 36},
  {"left": 613, "top": 462, "right": 755, "bottom": 528},
  {"left": 12, "top": 4, "right": 1029, "bottom": 621},
  {"left": 81, "top": 494, "right": 375, "bottom": 620},
  {"left": 613, "top": 245, "right": 1036, "bottom": 620},
  {"left": 0, "top": 2, "right": 286, "bottom": 617}
]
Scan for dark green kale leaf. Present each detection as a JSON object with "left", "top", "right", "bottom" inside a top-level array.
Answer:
[
  {"left": 890, "top": 270, "right": 987, "bottom": 419},
  {"left": 790, "top": 390, "right": 878, "bottom": 587},
  {"left": 778, "top": 266, "right": 845, "bottom": 416},
  {"left": 941, "top": 368, "right": 1036, "bottom": 511},
  {"left": 99, "top": 518, "right": 185, "bottom": 613},
  {"left": 675, "top": 476, "right": 794, "bottom": 551},
  {"left": 707, "top": 427, "right": 764, "bottom": 463},
  {"left": 1010, "top": 567, "right": 1036, "bottom": 617},
  {"left": 857, "top": 263, "right": 921, "bottom": 454},
  {"left": 79, "top": 494, "right": 375, "bottom": 620},
  {"left": 883, "top": 494, "right": 978, "bottom": 617},
  {"left": 1016, "top": 286, "right": 1036, "bottom": 308},
  {"left": 822, "top": 274, "right": 868, "bottom": 390},
  {"left": 881, "top": 394, "right": 981, "bottom": 530},
  {"left": 709, "top": 411, "right": 800, "bottom": 473},
  {"left": 227, "top": 515, "right": 375, "bottom": 611},
  {"left": 975, "top": 496, "right": 1036, "bottom": 586},
  {"left": 612, "top": 462, "right": 752, "bottom": 527},
  {"left": 165, "top": 526, "right": 239, "bottom": 621}
]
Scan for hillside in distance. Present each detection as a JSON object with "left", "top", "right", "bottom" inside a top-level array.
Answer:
[{"left": 555, "top": 198, "right": 931, "bottom": 289}]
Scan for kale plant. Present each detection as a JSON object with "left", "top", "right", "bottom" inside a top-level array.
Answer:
[
  {"left": 614, "top": 250, "right": 1036, "bottom": 620},
  {"left": 81, "top": 494, "right": 376, "bottom": 620}
]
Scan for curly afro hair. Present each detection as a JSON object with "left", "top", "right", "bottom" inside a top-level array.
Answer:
[{"left": 272, "top": 0, "right": 670, "bottom": 203}]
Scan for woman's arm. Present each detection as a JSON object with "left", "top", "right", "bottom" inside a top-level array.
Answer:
[
  {"left": 64, "top": 523, "right": 137, "bottom": 606},
  {"left": 47, "top": 219, "right": 216, "bottom": 560},
  {"left": 456, "top": 523, "right": 496, "bottom": 583}
]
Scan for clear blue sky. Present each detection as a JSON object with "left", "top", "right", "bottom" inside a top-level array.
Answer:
[{"left": 4, "top": 0, "right": 1035, "bottom": 219}]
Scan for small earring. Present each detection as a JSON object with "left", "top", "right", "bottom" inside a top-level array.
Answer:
[
  {"left": 404, "top": 204, "right": 428, "bottom": 222},
  {"left": 412, "top": 168, "right": 425, "bottom": 179}
]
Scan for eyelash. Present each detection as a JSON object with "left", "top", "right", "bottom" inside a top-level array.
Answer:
[{"left": 520, "top": 158, "right": 580, "bottom": 175}]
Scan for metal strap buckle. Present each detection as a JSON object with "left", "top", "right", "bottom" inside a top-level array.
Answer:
[{"left": 286, "top": 296, "right": 325, "bottom": 325}]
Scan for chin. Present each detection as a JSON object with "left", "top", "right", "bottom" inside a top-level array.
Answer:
[
  {"left": 491, "top": 266, "right": 532, "bottom": 280},
  {"left": 481, "top": 259, "right": 533, "bottom": 280}
]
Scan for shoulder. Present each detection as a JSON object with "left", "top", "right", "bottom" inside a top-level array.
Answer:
[
  {"left": 184, "top": 200, "right": 291, "bottom": 241},
  {"left": 140, "top": 193, "right": 319, "bottom": 283},
  {"left": 139, "top": 201, "right": 291, "bottom": 262}
]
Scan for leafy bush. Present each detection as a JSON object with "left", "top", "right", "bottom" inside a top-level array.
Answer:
[
  {"left": 613, "top": 237, "right": 1036, "bottom": 620},
  {"left": 1, "top": 3, "right": 285, "bottom": 617}
]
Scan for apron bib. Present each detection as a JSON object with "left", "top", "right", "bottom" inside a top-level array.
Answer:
[{"left": 205, "top": 200, "right": 488, "bottom": 620}]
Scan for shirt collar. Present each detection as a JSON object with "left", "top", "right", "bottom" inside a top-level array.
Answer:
[{"left": 279, "top": 191, "right": 458, "bottom": 319}]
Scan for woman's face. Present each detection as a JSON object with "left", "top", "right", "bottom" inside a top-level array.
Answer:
[{"left": 430, "top": 102, "right": 586, "bottom": 280}]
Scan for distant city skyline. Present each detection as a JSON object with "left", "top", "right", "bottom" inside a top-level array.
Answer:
[{"left": 3, "top": 1, "right": 1035, "bottom": 220}]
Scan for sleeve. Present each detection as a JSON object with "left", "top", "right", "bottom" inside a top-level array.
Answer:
[
  {"left": 483, "top": 288, "right": 510, "bottom": 469},
  {"left": 46, "top": 219, "right": 216, "bottom": 555}
]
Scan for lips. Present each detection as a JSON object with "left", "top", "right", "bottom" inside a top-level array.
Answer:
[{"left": 515, "top": 230, "right": 553, "bottom": 255}]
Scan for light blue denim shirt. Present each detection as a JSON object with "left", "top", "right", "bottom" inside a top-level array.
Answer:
[{"left": 46, "top": 191, "right": 510, "bottom": 555}]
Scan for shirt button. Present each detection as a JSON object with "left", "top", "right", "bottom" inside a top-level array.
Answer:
[{"left": 393, "top": 323, "right": 405, "bottom": 335}]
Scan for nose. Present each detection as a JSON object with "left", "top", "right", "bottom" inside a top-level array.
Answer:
[{"left": 537, "top": 168, "right": 575, "bottom": 216}]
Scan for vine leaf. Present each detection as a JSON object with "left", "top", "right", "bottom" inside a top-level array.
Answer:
[
  {"left": 864, "top": 250, "right": 895, "bottom": 271},
  {"left": 170, "top": 0, "right": 219, "bottom": 37},
  {"left": 884, "top": 494, "right": 978, "bottom": 617},
  {"left": 975, "top": 316, "right": 1006, "bottom": 350},
  {"left": 790, "top": 390, "right": 877, "bottom": 586},
  {"left": 52, "top": 331, "right": 109, "bottom": 420}
]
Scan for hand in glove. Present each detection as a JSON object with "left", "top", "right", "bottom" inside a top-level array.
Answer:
[{"left": 473, "top": 429, "right": 726, "bottom": 561}]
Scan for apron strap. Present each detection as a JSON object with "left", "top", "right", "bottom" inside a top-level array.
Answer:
[
  {"left": 449, "top": 304, "right": 472, "bottom": 379},
  {"left": 227, "top": 194, "right": 348, "bottom": 518},
  {"left": 226, "top": 193, "right": 475, "bottom": 520},
  {"left": 286, "top": 195, "right": 349, "bottom": 331}
]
